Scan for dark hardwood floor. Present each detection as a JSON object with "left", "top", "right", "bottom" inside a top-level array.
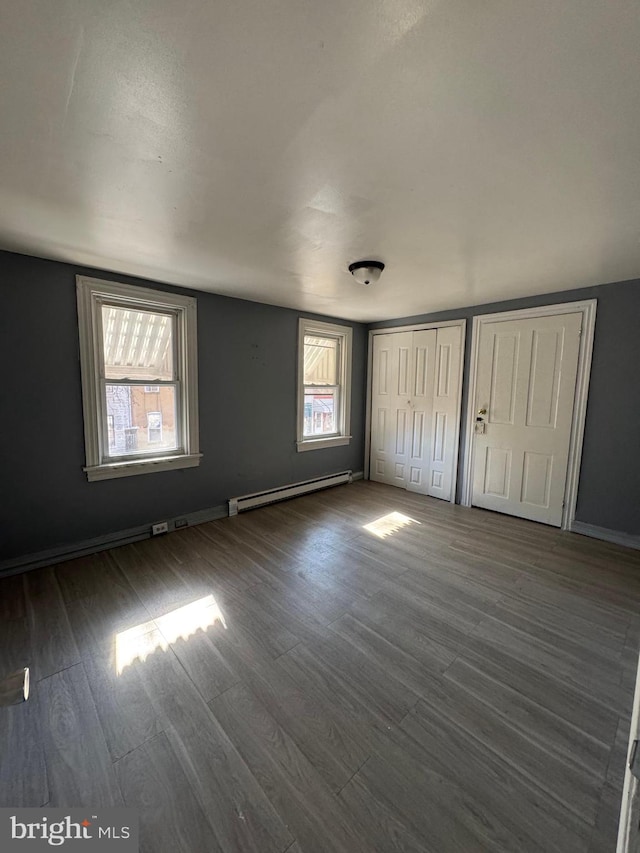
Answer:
[{"left": 1, "top": 481, "right": 639, "bottom": 852}]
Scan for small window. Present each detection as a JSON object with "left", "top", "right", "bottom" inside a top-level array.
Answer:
[
  {"left": 297, "top": 319, "right": 352, "bottom": 451},
  {"left": 77, "top": 276, "right": 200, "bottom": 481},
  {"left": 107, "top": 414, "right": 115, "bottom": 450},
  {"left": 147, "top": 411, "right": 163, "bottom": 443}
]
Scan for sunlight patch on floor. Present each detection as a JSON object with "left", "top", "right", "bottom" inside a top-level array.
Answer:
[
  {"left": 362, "top": 511, "right": 421, "bottom": 539},
  {"left": 115, "top": 594, "right": 227, "bottom": 675}
]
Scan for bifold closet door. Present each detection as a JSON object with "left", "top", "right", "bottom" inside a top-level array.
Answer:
[
  {"left": 428, "top": 325, "right": 462, "bottom": 500},
  {"left": 370, "top": 329, "right": 436, "bottom": 494},
  {"left": 405, "top": 329, "right": 436, "bottom": 494},
  {"left": 370, "top": 331, "right": 414, "bottom": 489},
  {"left": 370, "top": 326, "right": 461, "bottom": 500}
]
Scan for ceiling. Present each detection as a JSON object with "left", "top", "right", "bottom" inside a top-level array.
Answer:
[{"left": 1, "top": 1, "right": 639, "bottom": 322}]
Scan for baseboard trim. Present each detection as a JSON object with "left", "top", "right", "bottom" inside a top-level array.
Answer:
[
  {"left": 229, "top": 470, "right": 353, "bottom": 516},
  {"left": 0, "top": 504, "right": 228, "bottom": 577},
  {"left": 570, "top": 521, "right": 640, "bottom": 551},
  {"left": 1, "top": 473, "right": 367, "bottom": 577}
]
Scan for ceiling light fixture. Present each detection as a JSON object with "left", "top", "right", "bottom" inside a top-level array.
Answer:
[{"left": 348, "top": 260, "right": 385, "bottom": 286}]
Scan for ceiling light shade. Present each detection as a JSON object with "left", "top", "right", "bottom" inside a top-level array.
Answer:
[{"left": 348, "top": 260, "right": 385, "bottom": 285}]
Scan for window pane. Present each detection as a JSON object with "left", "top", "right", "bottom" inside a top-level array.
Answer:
[
  {"left": 304, "top": 336, "right": 338, "bottom": 385},
  {"left": 102, "top": 305, "right": 174, "bottom": 381},
  {"left": 105, "top": 384, "right": 179, "bottom": 456},
  {"left": 303, "top": 388, "right": 337, "bottom": 436}
]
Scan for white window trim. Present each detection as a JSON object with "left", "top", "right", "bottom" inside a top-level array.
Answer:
[
  {"left": 76, "top": 276, "right": 201, "bottom": 481},
  {"left": 297, "top": 318, "right": 352, "bottom": 452}
]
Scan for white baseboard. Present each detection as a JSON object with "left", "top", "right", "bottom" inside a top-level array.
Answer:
[
  {"left": 570, "top": 521, "right": 640, "bottom": 551},
  {"left": 351, "top": 470, "right": 365, "bottom": 481},
  {"left": 0, "top": 504, "right": 228, "bottom": 577}
]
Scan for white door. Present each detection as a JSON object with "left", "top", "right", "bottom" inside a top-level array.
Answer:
[
  {"left": 370, "top": 330, "right": 423, "bottom": 490},
  {"left": 370, "top": 326, "right": 461, "bottom": 500},
  {"left": 471, "top": 312, "right": 582, "bottom": 525},
  {"left": 405, "top": 329, "right": 436, "bottom": 494},
  {"left": 430, "top": 325, "right": 463, "bottom": 501}
]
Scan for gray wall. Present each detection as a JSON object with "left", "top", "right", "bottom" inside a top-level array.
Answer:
[
  {"left": 0, "top": 250, "right": 367, "bottom": 562},
  {"left": 2, "top": 246, "right": 637, "bottom": 565},
  {"left": 369, "top": 278, "right": 640, "bottom": 535}
]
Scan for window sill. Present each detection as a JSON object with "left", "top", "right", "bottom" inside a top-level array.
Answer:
[
  {"left": 296, "top": 436, "right": 351, "bottom": 452},
  {"left": 84, "top": 453, "right": 202, "bottom": 482}
]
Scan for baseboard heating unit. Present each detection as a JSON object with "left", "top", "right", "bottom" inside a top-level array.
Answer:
[{"left": 228, "top": 470, "right": 353, "bottom": 516}]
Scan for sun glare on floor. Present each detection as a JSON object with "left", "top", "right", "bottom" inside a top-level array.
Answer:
[
  {"left": 362, "top": 511, "right": 421, "bottom": 539},
  {"left": 115, "top": 594, "right": 227, "bottom": 675}
]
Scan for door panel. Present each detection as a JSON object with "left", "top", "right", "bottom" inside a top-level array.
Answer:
[
  {"left": 428, "top": 325, "right": 462, "bottom": 500},
  {"left": 489, "top": 332, "right": 519, "bottom": 425},
  {"left": 377, "top": 349, "right": 389, "bottom": 395},
  {"left": 520, "top": 451, "right": 553, "bottom": 508},
  {"left": 472, "top": 313, "right": 582, "bottom": 525},
  {"left": 483, "top": 447, "right": 511, "bottom": 497},
  {"left": 370, "top": 332, "right": 413, "bottom": 488},
  {"left": 526, "top": 328, "right": 562, "bottom": 428},
  {"left": 406, "top": 329, "right": 436, "bottom": 495},
  {"left": 414, "top": 345, "right": 428, "bottom": 398},
  {"left": 397, "top": 344, "right": 410, "bottom": 395}
]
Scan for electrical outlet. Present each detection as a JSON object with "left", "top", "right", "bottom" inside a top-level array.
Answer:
[
  {"left": 152, "top": 521, "right": 169, "bottom": 536},
  {"left": 174, "top": 518, "right": 188, "bottom": 529}
]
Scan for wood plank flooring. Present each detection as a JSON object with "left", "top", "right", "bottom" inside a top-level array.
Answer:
[{"left": 1, "top": 481, "right": 639, "bottom": 852}]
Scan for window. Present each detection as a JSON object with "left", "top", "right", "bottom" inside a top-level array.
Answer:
[
  {"left": 77, "top": 276, "right": 200, "bottom": 481},
  {"left": 147, "top": 411, "right": 163, "bottom": 443},
  {"left": 297, "top": 318, "right": 352, "bottom": 451},
  {"left": 107, "top": 414, "right": 115, "bottom": 449}
]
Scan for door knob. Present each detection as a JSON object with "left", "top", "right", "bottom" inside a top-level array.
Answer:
[{"left": 477, "top": 408, "right": 487, "bottom": 415}]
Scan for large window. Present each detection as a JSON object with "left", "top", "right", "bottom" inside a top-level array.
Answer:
[
  {"left": 297, "top": 319, "right": 352, "bottom": 452},
  {"left": 77, "top": 277, "right": 200, "bottom": 481}
]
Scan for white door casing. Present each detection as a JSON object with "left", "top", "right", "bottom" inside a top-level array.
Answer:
[
  {"left": 369, "top": 325, "right": 462, "bottom": 500},
  {"left": 616, "top": 651, "right": 640, "bottom": 853},
  {"left": 471, "top": 312, "right": 582, "bottom": 526}
]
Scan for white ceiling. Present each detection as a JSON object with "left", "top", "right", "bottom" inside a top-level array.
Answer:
[{"left": 1, "top": 1, "right": 639, "bottom": 322}]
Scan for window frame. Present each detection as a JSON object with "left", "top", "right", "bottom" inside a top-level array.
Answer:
[
  {"left": 297, "top": 318, "right": 352, "bottom": 452},
  {"left": 76, "top": 276, "right": 200, "bottom": 481}
]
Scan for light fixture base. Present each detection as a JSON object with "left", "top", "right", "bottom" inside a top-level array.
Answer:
[{"left": 348, "top": 260, "right": 385, "bottom": 286}]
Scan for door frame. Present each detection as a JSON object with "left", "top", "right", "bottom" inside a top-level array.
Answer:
[
  {"left": 460, "top": 299, "right": 597, "bottom": 530},
  {"left": 616, "top": 649, "right": 640, "bottom": 853},
  {"left": 364, "top": 319, "right": 467, "bottom": 502}
]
